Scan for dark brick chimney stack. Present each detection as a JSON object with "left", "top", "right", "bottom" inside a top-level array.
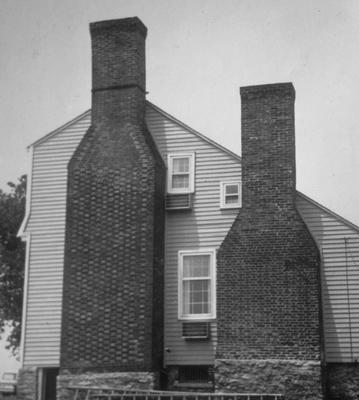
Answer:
[
  {"left": 90, "top": 18, "right": 147, "bottom": 125},
  {"left": 215, "top": 83, "right": 323, "bottom": 398},
  {"left": 240, "top": 83, "right": 296, "bottom": 211},
  {"left": 60, "top": 18, "right": 165, "bottom": 379}
]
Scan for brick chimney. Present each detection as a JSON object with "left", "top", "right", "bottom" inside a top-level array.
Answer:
[
  {"left": 215, "top": 83, "right": 323, "bottom": 398},
  {"left": 60, "top": 18, "right": 165, "bottom": 380}
]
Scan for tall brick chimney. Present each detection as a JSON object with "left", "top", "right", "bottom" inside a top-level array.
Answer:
[
  {"left": 215, "top": 83, "right": 323, "bottom": 399},
  {"left": 59, "top": 18, "right": 165, "bottom": 384}
]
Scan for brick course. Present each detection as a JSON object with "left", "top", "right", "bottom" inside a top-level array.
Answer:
[
  {"left": 216, "top": 83, "right": 322, "bottom": 396},
  {"left": 60, "top": 18, "right": 165, "bottom": 373}
]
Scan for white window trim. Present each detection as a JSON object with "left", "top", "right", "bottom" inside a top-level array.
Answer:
[
  {"left": 220, "top": 181, "right": 242, "bottom": 209},
  {"left": 167, "top": 153, "right": 195, "bottom": 194},
  {"left": 178, "top": 248, "right": 216, "bottom": 321}
]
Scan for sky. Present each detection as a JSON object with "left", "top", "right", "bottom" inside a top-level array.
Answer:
[
  {"left": 1, "top": 0, "right": 359, "bottom": 370},
  {"left": 1, "top": 0, "right": 359, "bottom": 226}
]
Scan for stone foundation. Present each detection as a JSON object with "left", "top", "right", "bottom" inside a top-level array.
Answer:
[
  {"left": 16, "top": 367, "right": 38, "bottom": 400},
  {"left": 57, "top": 371, "right": 158, "bottom": 400},
  {"left": 326, "top": 363, "right": 359, "bottom": 400},
  {"left": 214, "top": 359, "right": 323, "bottom": 400}
]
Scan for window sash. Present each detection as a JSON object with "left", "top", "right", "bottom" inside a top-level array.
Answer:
[
  {"left": 225, "top": 194, "right": 239, "bottom": 204},
  {"left": 168, "top": 153, "right": 195, "bottom": 194},
  {"left": 183, "top": 279, "right": 211, "bottom": 315},
  {"left": 178, "top": 249, "right": 216, "bottom": 320},
  {"left": 220, "top": 182, "right": 241, "bottom": 208}
]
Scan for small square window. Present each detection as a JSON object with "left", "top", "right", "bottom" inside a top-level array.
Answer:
[
  {"left": 220, "top": 182, "right": 241, "bottom": 209},
  {"left": 167, "top": 153, "right": 195, "bottom": 194}
]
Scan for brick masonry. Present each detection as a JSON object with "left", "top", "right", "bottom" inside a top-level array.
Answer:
[
  {"left": 216, "top": 83, "right": 323, "bottom": 397},
  {"left": 60, "top": 18, "right": 165, "bottom": 373},
  {"left": 16, "top": 367, "right": 37, "bottom": 400}
]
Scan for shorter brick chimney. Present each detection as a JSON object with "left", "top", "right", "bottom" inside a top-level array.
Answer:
[{"left": 215, "top": 83, "right": 323, "bottom": 398}]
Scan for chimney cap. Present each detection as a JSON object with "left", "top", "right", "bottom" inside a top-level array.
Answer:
[
  {"left": 240, "top": 82, "right": 295, "bottom": 100},
  {"left": 90, "top": 17, "right": 147, "bottom": 38}
]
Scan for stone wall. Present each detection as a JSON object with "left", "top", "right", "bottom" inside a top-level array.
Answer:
[
  {"left": 326, "top": 363, "right": 359, "bottom": 400},
  {"left": 214, "top": 359, "right": 322, "bottom": 400},
  {"left": 16, "top": 367, "right": 37, "bottom": 400},
  {"left": 214, "top": 360, "right": 323, "bottom": 400},
  {"left": 57, "top": 371, "right": 157, "bottom": 400}
]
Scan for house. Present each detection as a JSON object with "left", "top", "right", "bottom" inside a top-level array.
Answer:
[{"left": 17, "top": 17, "right": 359, "bottom": 400}]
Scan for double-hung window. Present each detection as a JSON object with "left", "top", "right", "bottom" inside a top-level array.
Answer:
[
  {"left": 220, "top": 181, "right": 241, "bottom": 208},
  {"left": 178, "top": 249, "right": 216, "bottom": 320},
  {"left": 167, "top": 153, "right": 195, "bottom": 194}
]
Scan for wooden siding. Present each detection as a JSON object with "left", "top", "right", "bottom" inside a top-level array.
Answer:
[
  {"left": 297, "top": 194, "right": 359, "bottom": 362},
  {"left": 146, "top": 105, "right": 241, "bottom": 365},
  {"left": 22, "top": 103, "right": 359, "bottom": 368},
  {"left": 22, "top": 112, "right": 91, "bottom": 366},
  {"left": 23, "top": 105, "right": 242, "bottom": 367}
]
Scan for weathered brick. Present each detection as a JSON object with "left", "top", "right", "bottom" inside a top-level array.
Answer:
[
  {"left": 60, "top": 17, "right": 165, "bottom": 373},
  {"left": 216, "top": 83, "right": 323, "bottom": 397}
]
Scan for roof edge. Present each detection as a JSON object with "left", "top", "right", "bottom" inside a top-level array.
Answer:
[
  {"left": 29, "top": 109, "right": 91, "bottom": 148},
  {"left": 146, "top": 101, "right": 241, "bottom": 162},
  {"left": 24, "top": 106, "right": 359, "bottom": 234},
  {"left": 296, "top": 190, "right": 359, "bottom": 233}
]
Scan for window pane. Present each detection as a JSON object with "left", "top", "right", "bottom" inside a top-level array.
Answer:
[
  {"left": 173, "top": 157, "right": 189, "bottom": 173},
  {"left": 225, "top": 194, "right": 239, "bottom": 204},
  {"left": 225, "top": 184, "right": 239, "bottom": 195},
  {"left": 183, "top": 279, "right": 210, "bottom": 315},
  {"left": 183, "top": 255, "right": 210, "bottom": 277},
  {"left": 172, "top": 174, "right": 189, "bottom": 189}
]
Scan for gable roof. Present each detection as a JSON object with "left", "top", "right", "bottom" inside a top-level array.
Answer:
[
  {"left": 25, "top": 103, "right": 359, "bottom": 236},
  {"left": 29, "top": 102, "right": 241, "bottom": 162}
]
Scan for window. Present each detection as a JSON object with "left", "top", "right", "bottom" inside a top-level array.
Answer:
[
  {"left": 220, "top": 181, "right": 241, "bottom": 208},
  {"left": 178, "top": 249, "right": 216, "bottom": 320},
  {"left": 167, "top": 153, "right": 195, "bottom": 194},
  {"left": 178, "top": 366, "right": 212, "bottom": 383}
]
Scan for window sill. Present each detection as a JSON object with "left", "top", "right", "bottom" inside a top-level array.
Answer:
[{"left": 178, "top": 316, "right": 216, "bottom": 321}]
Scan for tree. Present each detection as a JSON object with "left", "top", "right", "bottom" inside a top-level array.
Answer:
[{"left": 0, "top": 175, "right": 26, "bottom": 355}]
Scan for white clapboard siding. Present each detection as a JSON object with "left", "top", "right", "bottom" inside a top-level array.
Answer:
[
  {"left": 22, "top": 102, "right": 359, "bottom": 368},
  {"left": 23, "top": 104, "right": 241, "bottom": 367},
  {"left": 297, "top": 193, "right": 359, "bottom": 363},
  {"left": 22, "top": 112, "right": 91, "bottom": 366},
  {"left": 147, "top": 103, "right": 241, "bottom": 365}
]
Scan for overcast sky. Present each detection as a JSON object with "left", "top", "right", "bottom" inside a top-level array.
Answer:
[{"left": 1, "top": 0, "right": 359, "bottom": 232}]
